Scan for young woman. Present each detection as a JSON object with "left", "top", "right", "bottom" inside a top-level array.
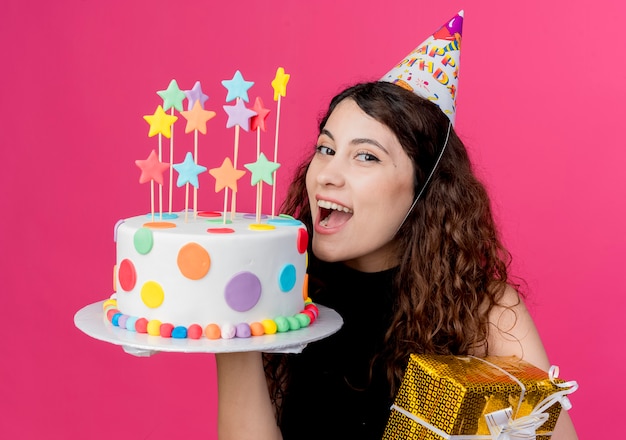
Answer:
[{"left": 216, "top": 81, "right": 578, "bottom": 440}]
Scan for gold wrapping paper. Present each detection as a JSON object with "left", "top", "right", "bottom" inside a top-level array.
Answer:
[{"left": 383, "top": 354, "right": 566, "bottom": 440}]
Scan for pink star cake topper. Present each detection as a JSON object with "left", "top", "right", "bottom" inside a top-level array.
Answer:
[
  {"left": 250, "top": 97, "right": 271, "bottom": 132},
  {"left": 135, "top": 150, "right": 170, "bottom": 185}
]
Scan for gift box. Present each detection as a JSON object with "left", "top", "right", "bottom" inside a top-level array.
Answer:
[{"left": 383, "top": 354, "right": 577, "bottom": 440}]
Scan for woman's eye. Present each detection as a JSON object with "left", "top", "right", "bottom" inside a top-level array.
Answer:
[
  {"left": 355, "top": 151, "right": 380, "bottom": 162},
  {"left": 316, "top": 145, "right": 335, "bottom": 156}
]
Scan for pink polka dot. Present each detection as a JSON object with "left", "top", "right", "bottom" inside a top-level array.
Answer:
[
  {"left": 207, "top": 228, "right": 235, "bottom": 234},
  {"left": 197, "top": 211, "right": 222, "bottom": 217},
  {"left": 118, "top": 259, "right": 136, "bottom": 291},
  {"left": 297, "top": 228, "right": 308, "bottom": 254}
]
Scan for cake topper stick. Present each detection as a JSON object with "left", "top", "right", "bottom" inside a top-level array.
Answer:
[
  {"left": 143, "top": 105, "right": 178, "bottom": 218},
  {"left": 222, "top": 97, "right": 257, "bottom": 219},
  {"left": 194, "top": 129, "right": 199, "bottom": 217},
  {"left": 209, "top": 158, "right": 246, "bottom": 224},
  {"left": 157, "top": 80, "right": 186, "bottom": 215},
  {"left": 244, "top": 152, "right": 280, "bottom": 221},
  {"left": 222, "top": 71, "right": 255, "bottom": 219},
  {"left": 270, "top": 67, "right": 290, "bottom": 218},
  {"left": 173, "top": 152, "right": 207, "bottom": 222},
  {"left": 180, "top": 97, "right": 217, "bottom": 218},
  {"left": 250, "top": 97, "right": 271, "bottom": 223},
  {"left": 168, "top": 112, "right": 175, "bottom": 214},
  {"left": 135, "top": 150, "right": 169, "bottom": 221},
  {"left": 256, "top": 129, "right": 262, "bottom": 223},
  {"left": 231, "top": 120, "right": 241, "bottom": 221},
  {"left": 158, "top": 135, "right": 164, "bottom": 217}
]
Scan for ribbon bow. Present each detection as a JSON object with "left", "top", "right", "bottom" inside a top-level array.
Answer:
[
  {"left": 484, "top": 365, "right": 578, "bottom": 440},
  {"left": 390, "top": 359, "right": 578, "bottom": 440}
]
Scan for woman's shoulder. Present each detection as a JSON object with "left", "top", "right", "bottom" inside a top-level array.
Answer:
[{"left": 486, "top": 284, "right": 552, "bottom": 371}]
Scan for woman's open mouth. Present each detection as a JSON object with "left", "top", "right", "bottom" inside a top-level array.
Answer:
[{"left": 317, "top": 200, "right": 353, "bottom": 228}]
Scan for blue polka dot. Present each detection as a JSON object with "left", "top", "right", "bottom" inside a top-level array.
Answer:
[{"left": 278, "top": 264, "right": 296, "bottom": 292}]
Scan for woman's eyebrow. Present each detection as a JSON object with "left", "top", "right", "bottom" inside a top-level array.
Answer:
[
  {"left": 320, "top": 128, "right": 334, "bottom": 140},
  {"left": 350, "top": 137, "right": 389, "bottom": 155},
  {"left": 320, "top": 128, "right": 389, "bottom": 155}
]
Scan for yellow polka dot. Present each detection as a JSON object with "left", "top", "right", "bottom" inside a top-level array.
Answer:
[
  {"left": 147, "top": 320, "right": 162, "bottom": 336},
  {"left": 248, "top": 223, "right": 276, "bottom": 231},
  {"left": 177, "top": 243, "right": 211, "bottom": 280},
  {"left": 141, "top": 281, "right": 165, "bottom": 308}
]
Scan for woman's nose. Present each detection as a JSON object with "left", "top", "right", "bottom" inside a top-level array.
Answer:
[{"left": 314, "top": 155, "right": 346, "bottom": 187}]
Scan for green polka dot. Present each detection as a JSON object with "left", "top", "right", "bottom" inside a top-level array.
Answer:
[{"left": 134, "top": 227, "right": 153, "bottom": 254}]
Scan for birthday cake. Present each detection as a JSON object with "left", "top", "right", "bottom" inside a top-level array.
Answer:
[
  {"left": 103, "top": 68, "right": 320, "bottom": 340},
  {"left": 107, "top": 212, "right": 314, "bottom": 339}
]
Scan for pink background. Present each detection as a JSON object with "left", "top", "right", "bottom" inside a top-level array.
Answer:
[{"left": 1, "top": 0, "right": 622, "bottom": 437}]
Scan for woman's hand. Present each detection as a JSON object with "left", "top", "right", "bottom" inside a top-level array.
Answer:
[{"left": 215, "top": 352, "right": 282, "bottom": 440}]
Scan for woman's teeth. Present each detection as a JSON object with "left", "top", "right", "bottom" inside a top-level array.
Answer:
[{"left": 317, "top": 200, "right": 353, "bottom": 213}]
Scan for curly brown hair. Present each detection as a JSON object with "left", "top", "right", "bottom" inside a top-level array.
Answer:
[{"left": 266, "top": 81, "right": 516, "bottom": 410}]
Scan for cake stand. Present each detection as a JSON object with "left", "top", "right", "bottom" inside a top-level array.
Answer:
[{"left": 74, "top": 300, "right": 343, "bottom": 357}]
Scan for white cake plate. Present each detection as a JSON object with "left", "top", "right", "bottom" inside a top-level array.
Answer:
[{"left": 74, "top": 300, "right": 343, "bottom": 357}]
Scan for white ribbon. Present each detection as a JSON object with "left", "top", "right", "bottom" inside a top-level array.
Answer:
[{"left": 390, "top": 357, "right": 578, "bottom": 440}]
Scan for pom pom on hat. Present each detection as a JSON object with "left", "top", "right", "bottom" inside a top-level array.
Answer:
[{"left": 381, "top": 10, "right": 463, "bottom": 126}]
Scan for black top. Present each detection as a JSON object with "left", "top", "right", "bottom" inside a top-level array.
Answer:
[{"left": 280, "top": 261, "right": 397, "bottom": 440}]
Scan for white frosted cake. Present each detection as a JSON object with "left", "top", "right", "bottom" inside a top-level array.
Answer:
[{"left": 104, "top": 211, "right": 318, "bottom": 339}]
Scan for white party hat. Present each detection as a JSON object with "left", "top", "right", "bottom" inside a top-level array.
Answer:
[{"left": 381, "top": 10, "right": 464, "bottom": 125}]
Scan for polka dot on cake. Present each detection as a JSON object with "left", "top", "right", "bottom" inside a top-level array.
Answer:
[
  {"left": 302, "top": 273, "right": 309, "bottom": 300},
  {"left": 141, "top": 281, "right": 165, "bottom": 308},
  {"left": 118, "top": 259, "right": 137, "bottom": 291},
  {"left": 177, "top": 242, "right": 211, "bottom": 280},
  {"left": 224, "top": 272, "right": 261, "bottom": 312},
  {"left": 278, "top": 264, "right": 297, "bottom": 292},
  {"left": 133, "top": 227, "right": 154, "bottom": 254},
  {"left": 297, "top": 228, "right": 308, "bottom": 254}
]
